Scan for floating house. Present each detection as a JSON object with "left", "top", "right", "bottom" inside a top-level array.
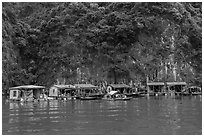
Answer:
[
  {"left": 167, "top": 82, "right": 187, "bottom": 93},
  {"left": 107, "top": 84, "right": 131, "bottom": 94},
  {"left": 147, "top": 82, "right": 165, "bottom": 95},
  {"left": 147, "top": 82, "right": 187, "bottom": 95},
  {"left": 49, "top": 85, "right": 75, "bottom": 100},
  {"left": 74, "top": 84, "right": 99, "bottom": 99},
  {"left": 9, "top": 85, "right": 45, "bottom": 101}
]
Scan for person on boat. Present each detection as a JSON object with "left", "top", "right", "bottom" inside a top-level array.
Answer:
[
  {"left": 123, "top": 89, "right": 126, "bottom": 94},
  {"left": 40, "top": 93, "right": 43, "bottom": 99},
  {"left": 43, "top": 93, "right": 48, "bottom": 100}
]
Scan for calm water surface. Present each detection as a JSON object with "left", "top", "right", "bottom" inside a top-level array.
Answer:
[{"left": 2, "top": 96, "right": 202, "bottom": 135}]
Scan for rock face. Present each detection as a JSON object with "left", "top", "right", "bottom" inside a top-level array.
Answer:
[{"left": 2, "top": 2, "right": 202, "bottom": 95}]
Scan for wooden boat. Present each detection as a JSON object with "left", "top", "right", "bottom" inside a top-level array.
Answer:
[
  {"left": 189, "top": 86, "right": 202, "bottom": 96},
  {"left": 103, "top": 91, "right": 131, "bottom": 101},
  {"left": 102, "top": 94, "right": 115, "bottom": 101},
  {"left": 181, "top": 86, "right": 201, "bottom": 96},
  {"left": 148, "top": 92, "right": 155, "bottom": 96},
  {"left": 80, "top": 96, "right": 98, "bottom": 100},
  {"left": 124, "top": 92, "right": 144, "bottom": 98},
  {"left": 137, "top": 92, "right": 146, "bottom": 97},
  {"left": 114, "top": 94, "right": 131, "bottom": 100},
  {"left": 191, "top": 92, "right": 202, "bottom": 95},
  {"left": 181, "top": 91, "right": 191, "bottom": 96},
  {"left": 128, "top": 92, "right": 143, "bottom": 98},
  {"left": 89, "top": 94, "right": 104, "bottom": 99}
]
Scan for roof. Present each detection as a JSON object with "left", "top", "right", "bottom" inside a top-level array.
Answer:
[
  {"left": 147, "top": 82, "right": 165, "bottom": 86},
  {"left": 167, "top": 82, "right": 187, "bottom": 85},
  {"left": 109, "top": 84, "right": 130, "bottom": 88},
  {"left": 147, "top": 82, "right": 187, "bottom": 86},
  {"left": 74, "top": 84, "right": 98, "bottom": 89},
  {"left": 9, "top": 85, "right": 45, "bottom": 90},
  {"left": 53, "top": 85, "right": 75, "bottom": 89}
]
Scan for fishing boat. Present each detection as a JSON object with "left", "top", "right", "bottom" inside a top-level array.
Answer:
[
  {"left": 102, "top": 91, "right": 118, "bottom": 101},
  {"left": 114, "top": 94, "right": 131, "bottom": 100},
  {"left": 80, "top": 96, "right": 97, "bottom": 100},
  {"left": 188, "top": 86, "right": 202, "bottom": 95},
  {"left": 102, "top": 91, "right": 131, "bottom": 101}
]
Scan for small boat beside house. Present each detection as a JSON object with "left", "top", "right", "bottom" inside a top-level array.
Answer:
[
  {"left": 182, "top": 86, "right": 202, "bottom": 96},
  {"left": 136, "top": 87, "right": 147, "bottom": 97},
  {"left": 103, "top": 90, "right": 131, "bottom": 101},
  {"left": 107, "top": 84, "right": 134, "bottom": 97},
  {"left": 190, "top": 86, "right": 202, "bottom": 95},
  {"left": 9, "top": 85, "right": 46, "bottom": 102},
  {"left": 114, "top": 94, "right": 131, "bottom": 100},
  {"left": 80, "top": 96, "right": 98, "bottom": 100},
  {"left": 103, "top": 91, "right": 118, "bottom": 101}
]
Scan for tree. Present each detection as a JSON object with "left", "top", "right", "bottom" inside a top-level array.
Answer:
[{"left": 2, "top": 2, "right": 201, "bottom": 94}]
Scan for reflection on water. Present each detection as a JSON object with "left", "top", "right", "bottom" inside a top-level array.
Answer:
[{"left": 2, "top": 96, "right": 202, "bottom": 135}]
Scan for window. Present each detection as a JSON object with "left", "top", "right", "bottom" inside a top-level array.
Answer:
[{"left": 13, "top": 91, "right": 17, "bottom": 97}]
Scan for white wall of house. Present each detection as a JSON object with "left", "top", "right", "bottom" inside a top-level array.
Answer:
[
  {"left": 9, "top": 89, "right": 19, "bottom": 100},
  {"left": 49, "top": 87, "right": 59, "bottom": 97}
]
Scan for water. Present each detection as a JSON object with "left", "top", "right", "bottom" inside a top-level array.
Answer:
[{"left": 2, "top": 96, "right": 202, "bottom": 135}]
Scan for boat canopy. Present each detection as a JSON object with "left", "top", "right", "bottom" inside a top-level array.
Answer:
[
  {"left": 53, "top": 85, "right": 75, "bottom": 89},
  {"left": 74, "top": 84, "right": 98, "bottom": 89},
  {"left": 9, "top": 85, "right": 45, "bottom": 90},
  {"left": 110, "top": 84, "right": 130, "bottom": 88}
]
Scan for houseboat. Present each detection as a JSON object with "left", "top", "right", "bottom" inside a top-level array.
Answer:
[
  {"left": 167, "top": 82, "right": 187, "bottom": 96},
  {"left": 136, "top": 86, "right": 148, "bottom": 97},
  {"left": 48, "top": 85, "right": 76, "bottom": 100},
  {"left": 107, "top": 84, "right": 134, "bottom": 97},
  {"left": 147, "top": 82, "right": 165, "bottom": 96},
  {"left": 147, "top": 82, "right": 187, "bottom": 96},
  {"left": 9, "top": 85, "right": 46, "bottom": 102},
  {"left": 74, "top": 84, "right": 101, "bottom": 100}
]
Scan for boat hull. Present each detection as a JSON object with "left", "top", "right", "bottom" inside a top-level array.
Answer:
[
  {"left": 80, "top": 97, "right": 98, "bottom": 100},
  {"left": 114, "top": 98, "right": 131, "bottom": 101}
]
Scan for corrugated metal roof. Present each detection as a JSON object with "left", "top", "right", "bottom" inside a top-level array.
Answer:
[
  {"left": 167, "top": 82, "right": 187, "bottom": 85},
  {"left": 9, "top": 85, "right": 45, "bottom": 90},
  {"left": 147, "top": 82, "right": 165, "bottom": 86},
  {"left": 147, "top": 82, "right": 187, "bottom": 86},
  {"left": 74, "top": 84, "right": 98, "bottom": 89},
  {"left": 53, "top": 85, "right": 75, "bottom": 89},
  {"left": 110, "top": 84, "right": 130, "bottom": 88}
]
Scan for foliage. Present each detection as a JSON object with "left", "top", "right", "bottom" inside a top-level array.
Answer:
[{"left": 2, "top": 2, "right": 202, "bottom": 94}]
